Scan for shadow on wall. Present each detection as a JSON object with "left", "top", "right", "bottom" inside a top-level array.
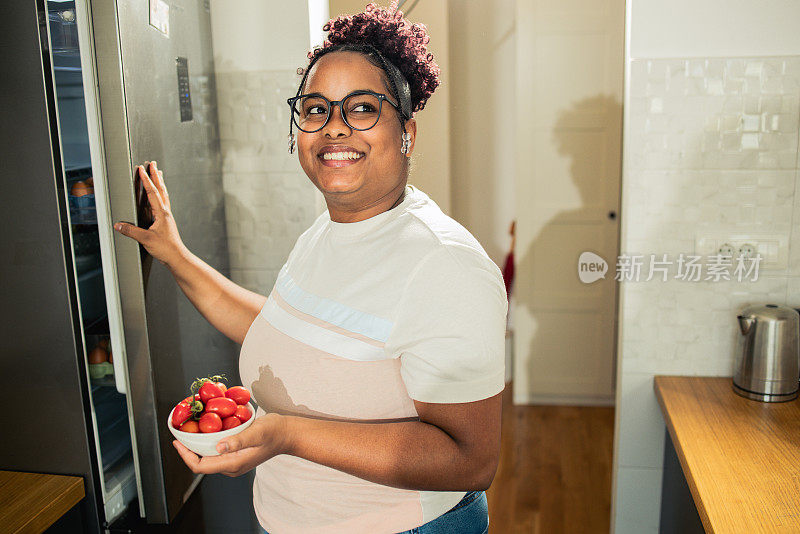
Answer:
[{"left": 514, "top": 94, "right": 622, "bottom": 404}]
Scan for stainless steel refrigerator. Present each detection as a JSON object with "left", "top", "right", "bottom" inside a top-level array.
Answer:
[{"left": 2, "top": 1, "right": 256, "bottom": 531}]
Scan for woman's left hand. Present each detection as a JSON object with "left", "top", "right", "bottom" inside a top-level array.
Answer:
[{"left": 172, "top": 412, "right": 290, "bottom": 477}]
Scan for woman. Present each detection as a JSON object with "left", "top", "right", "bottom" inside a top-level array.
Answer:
[{"left": 113, "top": 3, "right": 506, "bottom": 533}]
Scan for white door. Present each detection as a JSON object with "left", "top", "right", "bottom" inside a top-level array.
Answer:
[{"left": 513, "top": 0, "right": 624, "bottom": 405}]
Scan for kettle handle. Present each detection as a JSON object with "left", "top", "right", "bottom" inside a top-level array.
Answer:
[{"left": 737, "top": 314, "right": 755, "bottom": 336}]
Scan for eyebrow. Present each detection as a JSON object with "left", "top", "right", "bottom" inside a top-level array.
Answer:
[{"left": 299, "top": 89, "right": 381, "bottom": 99}]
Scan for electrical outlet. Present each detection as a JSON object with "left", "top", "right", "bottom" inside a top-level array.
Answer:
[
  {"left": 718, "top": 243, "right": 736, "bottom": 257},
  {"left": 739, "top": 243, "right": 757, "bottom": 258},
  {"left": 695, "top": 233, "right": 788, "bottom": 270}
]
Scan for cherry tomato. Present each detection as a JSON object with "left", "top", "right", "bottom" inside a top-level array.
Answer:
[
  {"left": 221, "top": 416, "right": 242, "bottom": 430},
  {"left": 234, "top": 404, "right": 251, "bottom": 423},
  {"left": 199, "top": 382, "right": 224, "bottom": 404},
  {"left": 205, "top": 397, "right": 237, "bottom": 418},
  {"left": 215, "top": 382, "right": 227, "bottom": 394},
  {"left": 171, "top": 402, "right": 192, "bottom": 428},
  {"left": 198, "top": 412, "right": 223, "bottom": 433},
  {"left": 225, "top": 386, "right": 251, "bottom": 406},
  {"left": 179, "top": 420, "right": 200, "bottom": 433}
]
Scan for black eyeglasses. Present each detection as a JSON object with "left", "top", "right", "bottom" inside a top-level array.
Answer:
[{"left": 287, "top": 90, "right": 402, "bottom": 133}]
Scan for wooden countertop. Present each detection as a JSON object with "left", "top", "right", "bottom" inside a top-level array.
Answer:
[
  {"left": 654, "top": 376, "right": 800, "bottom": 534},
  {"left": 0, "top": 471, "right": 85, "bottom": 534}
]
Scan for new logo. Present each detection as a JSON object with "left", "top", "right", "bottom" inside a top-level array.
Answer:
[{"left": 578, "top": 251, "right": 608, "bottom": 284}]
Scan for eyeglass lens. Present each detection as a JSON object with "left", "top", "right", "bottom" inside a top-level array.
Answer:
[{"left": 292, "top": 93, "right": 383, "bottom": 132}]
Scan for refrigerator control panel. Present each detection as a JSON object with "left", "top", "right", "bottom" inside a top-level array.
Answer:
[{"left": 176, "top": 57, "right": 192, "bottom": 122}]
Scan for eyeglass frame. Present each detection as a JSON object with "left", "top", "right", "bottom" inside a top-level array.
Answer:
[{"left": 286, "top": 89, "right": 405, "bottom": 135}]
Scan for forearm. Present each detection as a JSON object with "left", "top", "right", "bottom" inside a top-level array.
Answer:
[
  {"left": 281, "top": 415, "right": 491, "bottom": 492},
  {"left": 167, "top": 246, "right": 266, "bottom": 345}
]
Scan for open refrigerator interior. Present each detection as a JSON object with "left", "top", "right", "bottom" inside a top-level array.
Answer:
[{"left": 46, "top": 0, "right": 139, "bottom": 524}]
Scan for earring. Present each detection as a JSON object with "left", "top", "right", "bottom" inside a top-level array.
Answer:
[
  {"left": 400, "top": 132, "right": 411, "bottom": 154},
  {"left": 288, "top": 133, "right": 296, "bottom": 154}
]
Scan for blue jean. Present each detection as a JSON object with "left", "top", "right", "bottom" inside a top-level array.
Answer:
[{"left": 258, "top": 490, "right": 489, "bottom": 534}]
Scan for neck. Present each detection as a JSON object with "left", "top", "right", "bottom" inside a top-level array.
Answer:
[{"left": 326, "top": 182, "right": 407, "bottom": 223}]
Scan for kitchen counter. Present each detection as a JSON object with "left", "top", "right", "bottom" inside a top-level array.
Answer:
[
  {"left": 0, "top": 470, "right": 84, "bottom": 533},
  {"left": 654, "top": 376, "right": 800, "bottom": 534}
]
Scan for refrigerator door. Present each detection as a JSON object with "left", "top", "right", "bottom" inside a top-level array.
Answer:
[
  {"left": 88, "top": 0, "right": 238, "bottom": 523},
  {"left": 0, "top": 0, "right": 103, "bottom": 529}
]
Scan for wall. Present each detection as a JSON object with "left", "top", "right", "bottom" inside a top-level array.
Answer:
[
  {"left": 630, "top": 0, "right": 800, "bottom": 59},
  {"left": 448, "top": 0, "right": 516, "bottom": 265},
  {"left": 613, "top": 2, "right": 800, "bottom": 533},
  {"left": 209, "top": 0, "right": 326, "bottom": 295},
  {"left": 328, "top": 0, "right": 451, "bottom": 214}
]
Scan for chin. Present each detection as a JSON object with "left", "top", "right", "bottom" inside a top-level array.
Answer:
[{"left": 315, "top": 176, "right": 364, "bottom": 195}]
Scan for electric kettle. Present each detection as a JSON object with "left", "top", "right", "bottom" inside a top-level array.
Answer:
[{"left": 734, "top": 304, "right": 800, "bottom": 402}]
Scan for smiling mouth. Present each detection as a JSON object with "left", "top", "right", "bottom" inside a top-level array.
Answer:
[
  {"left": 317, "top": 149, "right": 365, "bottom": 167},
  {"left": 320, "top": 151, "right": 364, "bottom": 161}
]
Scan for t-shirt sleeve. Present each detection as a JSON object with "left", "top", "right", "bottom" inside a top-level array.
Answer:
[{"left": 385, "top": 245, "right": 509, "bottom": 403}]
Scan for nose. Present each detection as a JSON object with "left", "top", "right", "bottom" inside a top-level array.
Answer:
[{"left": 323, "top": 102, "right": 351, "bottom": 138}]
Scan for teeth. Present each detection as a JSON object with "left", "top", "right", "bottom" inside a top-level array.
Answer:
[{"left": 322, "top": 151, "right": 363, "bottom": 161}]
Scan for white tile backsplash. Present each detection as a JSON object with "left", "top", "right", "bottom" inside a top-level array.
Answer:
[
  {"left": 614, "top": 55, "right": 800, "bottom": 532},
  {"left": 214, "top": 70, "right": 321, "bottom": 293}
]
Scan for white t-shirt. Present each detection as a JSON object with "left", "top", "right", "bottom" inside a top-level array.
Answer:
[{"left": 239, "top": 183, "right": 507, "bottom": 533}]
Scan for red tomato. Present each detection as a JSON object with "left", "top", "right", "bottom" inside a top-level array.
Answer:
[
  {"left": 182, "top": 393, "right": 200, "bottom": 404},
  {"left": 179, "top": 420, "right": 200, "bottom": 433},
  {"left": 199, "top": 382, "right": 224, "bottom": 404},
  {"left": 225, "top": 386, "right": 251, "bottom": 406},
  {"left": 171, "top": 402, "right": 192, "bottom": 428},
  {"left": 198, "top": 412, "right": 222, "bottom": 433},
  {"left": 234, "top": 404, "right": 251, "bottom": 423},
  {"left": 221, "top": 416, "right": 241, "bottom": 430},
  {"left": 215, "top": 382, "right": 227, "bottom": 394},
  {"left": 205, "top": 397, "right": 237, "bottom": 418}
]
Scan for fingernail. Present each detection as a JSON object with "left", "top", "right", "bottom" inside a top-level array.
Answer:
[
  {"left": 114, "top": 223, "right": 122, "bottom": 231},
  {"left": 217, "top": 442, "right": 228, "bottom": 453}
]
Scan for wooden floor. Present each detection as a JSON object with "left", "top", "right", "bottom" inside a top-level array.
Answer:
[{"left": 486, "top": 381, "right": 615, "bottom": 534}]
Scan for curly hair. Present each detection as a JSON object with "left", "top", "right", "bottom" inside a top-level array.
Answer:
[{"left": 297, "top": 2, "right": 441, "bottom": 117}]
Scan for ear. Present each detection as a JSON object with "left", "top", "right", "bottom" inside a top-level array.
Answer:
[{"left": 403, "top": 118, "right": 418, "bottom": 157}]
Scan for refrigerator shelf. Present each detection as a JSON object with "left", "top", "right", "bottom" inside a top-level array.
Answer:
[
  {"left": 100, "top": 416, "right": 132, "bottom": 472},
  {"left": 75, "top": 252, "right": 101, "bottom": 274},
  {"left": 91, "top": 374, "right": 117, "bottom": 390},
  {"left": 66, "top": 166, "right": 93, "bottom": 180},
  {"left": 103, "top": 456, "right": 137, "bottom": 525},
  {"left": 69, "top": 193, "right": 98, "bottom": 225},
  {"left": 76, "top": 267, "right": 107, "bottom": 325},
  {"left": 92, "top": 386, "right": 126, "bottom": 426},
  {"left": 91, "top": 386, "right": 132, "bottom": 472}
]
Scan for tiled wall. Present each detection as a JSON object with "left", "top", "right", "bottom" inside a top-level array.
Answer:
[
  {"left": 614, "top": 57, "right": 800, "bottom": 533},
  {"left": 214, "top": 69, "right": 322, "bottom": 293}
]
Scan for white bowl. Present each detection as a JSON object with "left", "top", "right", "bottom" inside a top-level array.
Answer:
[{"left": 167, "top": 402, "right": 255, "bottom": 456}]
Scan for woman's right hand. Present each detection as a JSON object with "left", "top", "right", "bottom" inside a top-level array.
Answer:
[{"left": 113, "top": 161, "right": 189, "bottom": 267}]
